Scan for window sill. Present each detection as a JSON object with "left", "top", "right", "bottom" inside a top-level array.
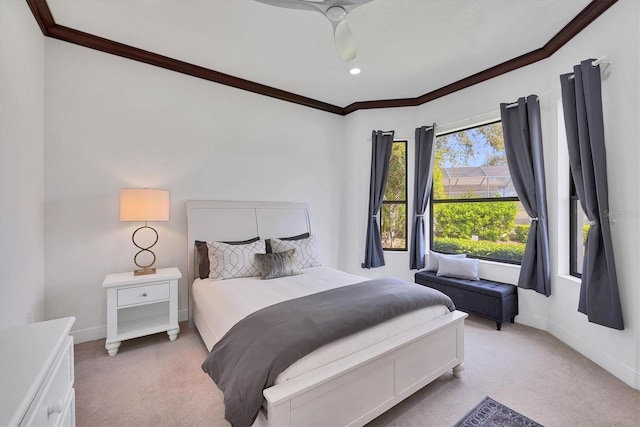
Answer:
[
  {"left": 478, "top": 259, "right": 521, "bottom": 271},
  {"left": 558, "top": 274, "right": 581, "bottom": 286}
]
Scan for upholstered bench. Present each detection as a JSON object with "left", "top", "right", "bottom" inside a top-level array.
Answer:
[{"left": 414, "top": 271, "right": 518, "bottom": 330}]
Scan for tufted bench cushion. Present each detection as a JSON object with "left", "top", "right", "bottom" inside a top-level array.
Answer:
[{"left": 415, "top": 271, "right": 518, "bottom": 330}]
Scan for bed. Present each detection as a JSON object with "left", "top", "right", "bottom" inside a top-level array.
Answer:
[{"left": 186, "top": 200, "right": 467, "bottom": 427}]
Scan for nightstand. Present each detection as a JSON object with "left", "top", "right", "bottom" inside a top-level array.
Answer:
[{"left": 102, "top": 267, "right": 181, "bottom": 356}]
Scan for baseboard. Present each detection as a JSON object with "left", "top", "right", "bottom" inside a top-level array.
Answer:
[
  {"left": 513, "top": 312, "right": 548, "bottom": 331},
  {"left": 548, "top": 319, "right": 640, "bottom": 390},
  {"left": 72, "top": 325, "right": 107, "bottom": 344},
  {"left": 514, "top": 314, "right": 639, "bottom": 390},
  {"left": 71, "top": 309, "right": 190, "bottom": 345}
]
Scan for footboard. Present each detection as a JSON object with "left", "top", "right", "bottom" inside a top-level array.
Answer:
[{"left": 256, "top": 310, "right": 467, "bottom": 427}]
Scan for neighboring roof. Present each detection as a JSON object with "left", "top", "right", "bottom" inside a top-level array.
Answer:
[{"left": 440, "top": 166, "right": 516, "bottom": 198}]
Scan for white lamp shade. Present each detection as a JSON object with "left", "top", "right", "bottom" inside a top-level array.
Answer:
[{"left": 120, "top": 188, "right": 170, "bottom": 222}]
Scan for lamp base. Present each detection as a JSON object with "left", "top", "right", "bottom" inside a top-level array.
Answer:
[{"left": 134, "top": 268, "right": 156, "bottom": 276}]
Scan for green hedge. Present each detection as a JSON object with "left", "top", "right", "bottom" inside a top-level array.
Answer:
[
  {"left": 433, "top": 237, "right": 525, "bottom": 263},
  {"left": 512, "top": 224, "right": 530, "bottom": 243},
  {"left": 433, "top": 201, "right": 517, "bottom": 241}
]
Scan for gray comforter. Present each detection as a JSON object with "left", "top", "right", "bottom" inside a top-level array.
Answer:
[{"left": 201, "top": 277, "right": 455, "bottom": 427}]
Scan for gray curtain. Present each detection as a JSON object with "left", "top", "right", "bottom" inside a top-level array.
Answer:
[
  {"left": 500, "top": 96, "right": 551, "bottom": 296},
  {"left": 409, "top": 125, "right": 436, "bottom": 270},
  {"left": 560, "top": 59, "right": 624, "bottom": 330},
  {"left": 362, "top": 130, "right": 394, "bottom": 268}
]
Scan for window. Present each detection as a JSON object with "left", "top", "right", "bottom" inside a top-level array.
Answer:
[
  {"left": 570, "top": 176, "right": 589, "bottom": 277},
  {"left": 381, "top": 140, "right": 407, "bottom": 250},
  {"left": 430, "top": 121, "right": 528, "bottom": 264}
]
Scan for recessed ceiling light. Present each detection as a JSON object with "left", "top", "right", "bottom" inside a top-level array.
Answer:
[{"left": 349, "top": 67, "right": 361, "bottom": 75}]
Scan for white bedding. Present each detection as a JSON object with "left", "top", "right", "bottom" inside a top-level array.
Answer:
[{"left": 193, "top": 266, "right": 449, "bottom": 384}]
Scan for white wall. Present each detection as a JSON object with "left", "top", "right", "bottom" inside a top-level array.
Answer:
[
  {"left": 28, "top": 0, "right": 639, "bottom": 388},
  {"left": 340, "top": 1, "right": 639, "bottom": 388},
  {"left": 546, "top": 0, "right": 640, "bottom": 391},
  {"left": 0, "top": 0, "right": 46, "bottom": 329},
  {"left": 43, "top": 40, "right": 344, "bottom": 339}
]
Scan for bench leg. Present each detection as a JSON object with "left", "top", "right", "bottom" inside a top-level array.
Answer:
[
  {"left": 496, "top": 322, "right": 502, "bottom": 331},
  {"left": 510, "top": 317, "right": 515, "bottom": 323}
]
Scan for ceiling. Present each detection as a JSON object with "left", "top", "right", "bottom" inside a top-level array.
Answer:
[{"left": 37, "top": 0, "right": 609, "bottom": 113}]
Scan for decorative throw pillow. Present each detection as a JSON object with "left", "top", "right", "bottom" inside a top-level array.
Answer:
[
  {"left": 270, "top": 235, "right": 322, "bottom": 269},
  {"left": 265, "top": 232, "right": 310, "bottom": 253},
  {"left": 195, "top": 237, "right": 260, "bottom": 279},
  {"left": 426, "top": 251, "right": 466, "bottom": 272},
  {"left": 207, "top": 239, "right": 266, "bottom": 280},
  {"left": 255, "top": 249, "right": 302, "bottom": 280},
  {"left": 437, "top": 256, "right": 480, "bottom": 281}
]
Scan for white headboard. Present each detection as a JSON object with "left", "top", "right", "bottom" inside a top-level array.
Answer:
[{"left": 186, "top": 200, "right": 312, "bottom": 321}]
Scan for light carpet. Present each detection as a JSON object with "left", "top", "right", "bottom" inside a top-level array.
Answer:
[{"left": 74, "top": 316, "right": 640, "bottom": 426}]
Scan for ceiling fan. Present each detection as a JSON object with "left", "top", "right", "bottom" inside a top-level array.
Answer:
[{"left": 255, "top": 0, "right": 373, "bottom": 62}]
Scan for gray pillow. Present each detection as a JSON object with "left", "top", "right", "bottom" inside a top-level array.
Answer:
[
  {"left": 437, "top": 256, "right": 479, "bottom": 280},
  {"left": 426, "top": 250, "right": 466, "bottom": 272},
  {"left": 255, "top": 249, "right": 302, "bottom": 280}
]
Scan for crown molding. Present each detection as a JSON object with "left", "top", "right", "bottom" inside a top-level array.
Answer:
[{"left": 26, "top": 0, "right": 617, "bottom": 116}]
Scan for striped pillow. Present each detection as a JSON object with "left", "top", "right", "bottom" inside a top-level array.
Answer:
[{"left": 255, "top": 249, "right": 302, "bottom": 280}]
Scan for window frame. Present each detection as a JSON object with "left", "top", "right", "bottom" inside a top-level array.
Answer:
[
  {"left": 569, "top": 175, "right": 584, "bottom": 278},
  {"left": 429, "top": 121, "right": 524, "bottom": 265},
  {"left": 381, "top": 140, "right": 408, "bottom": 252}
]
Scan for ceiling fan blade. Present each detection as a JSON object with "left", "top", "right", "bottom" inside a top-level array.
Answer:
[
  {"left": 333, "top": 19, "right": 357, "bottom": 62},
  {"left": 255, "top": 0, "right": 371, "bottom": 62},
  {"left": 254, "top": 0, "right": 318, "bottom": 12},
  {"left": 335, "top": 0, "right": 374, "bottom": 10}
]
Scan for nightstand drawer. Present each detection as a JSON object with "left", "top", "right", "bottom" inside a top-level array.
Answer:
[
  {"left": 117, "top": 282, "right": 170, "bottom": 307},
  {"left": 21, "top": 336, "right": 74, "bottom": 427}
]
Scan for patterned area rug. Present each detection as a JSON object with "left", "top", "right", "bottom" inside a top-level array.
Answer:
[{"left": 455, "top": 397, "right": 543, "bottom": 427}]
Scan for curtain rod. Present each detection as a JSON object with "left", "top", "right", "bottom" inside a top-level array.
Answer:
[
  {"left": 592, "top": 56, "right": 610, "bottom": 67},
  {"left": 504, "top": 96, "right": 540, "bottom": 109},
  {"left": 432, "top": 110, "right": 500, "bottom": 134},
  {"left": 569, "top": 56, "right": 610, "bottom": 80}
]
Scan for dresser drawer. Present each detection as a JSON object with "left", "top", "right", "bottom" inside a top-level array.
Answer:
[
  {"left": 117, "top": 282, "right": 170, "bottom": 307},
  {"left": 21, "top": 336, "right": 74, "bottom": 427},
  {"left": 59, "top": 388, "right": 75, "bottom": 427}
]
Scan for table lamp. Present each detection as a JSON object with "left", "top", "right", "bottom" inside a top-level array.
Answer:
[{"left": 119, "top": 188, "right": 170, "bottom": 275}]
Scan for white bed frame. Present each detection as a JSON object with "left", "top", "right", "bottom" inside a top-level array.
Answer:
[{"left": 186, "top": 200, "right": 467, "bottom": 427}]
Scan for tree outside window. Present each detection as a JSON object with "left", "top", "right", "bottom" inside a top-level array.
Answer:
[
  {"left": 381, "top": 141, "right": 407, "bottom": 251},
  {"left": 570, "top": 176, "right": 589, "bottom": 277},
  {"left": 430, "top": 122, "right": 528, "bottom": 264}
]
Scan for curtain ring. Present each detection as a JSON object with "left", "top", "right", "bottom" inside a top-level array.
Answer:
[
  {"left": 529, "top": 217, "right": 539, "bottom": 222},
  {"left": 589, "top": 220, "right": 597, "bottom": 226}
]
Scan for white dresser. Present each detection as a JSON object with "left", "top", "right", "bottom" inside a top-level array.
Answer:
[{"left": 0, "top": 317, "right": 76, "bottom": 427}]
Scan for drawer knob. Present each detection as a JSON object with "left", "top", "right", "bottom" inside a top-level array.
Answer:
[
  {"left": 142, "top": 292, "right": 148, "bottom": 297},
  {"left": 47, "top": 399, "right": 64, "bottom": 418}
]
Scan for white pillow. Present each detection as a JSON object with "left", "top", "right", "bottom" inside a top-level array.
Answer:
[
  {"left": 270, "top": 235, "right": 322, "bottom": 269},
  {"left": 437, "top": 256, "right": 480, "bottom": 281},
  {"left": 426, "top": 251, "right": 466, "bottom": 272},
  {"left": 207, "top": 239, "right": 266, "bottom": 280}
]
